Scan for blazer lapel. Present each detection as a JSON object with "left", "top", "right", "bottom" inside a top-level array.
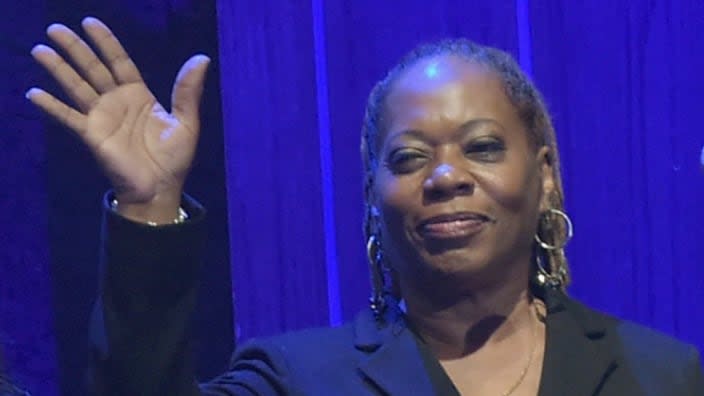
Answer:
[
  {"left": 352, "top": 291, "right": 620, "bottom": 396},
  {"left": 538, "top": 289, "right": 618, "bottom": 396},
  {"left": 354, "top": 308, "right": 448, "bottom": 396}
]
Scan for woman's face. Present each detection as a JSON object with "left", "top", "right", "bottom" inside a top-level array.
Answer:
[{"left": 372, "top": 55, "right": 554, "bottom": 291}]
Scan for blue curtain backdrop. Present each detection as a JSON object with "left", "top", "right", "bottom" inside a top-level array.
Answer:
[
  {"left": 1, "top": 0, "right": 702, "bottom": 394},
  {"left": 0, "top": 0, "right": 56, "bottom": 394}
]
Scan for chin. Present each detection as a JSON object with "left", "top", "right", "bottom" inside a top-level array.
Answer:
[
  {"left": 421, "top": 247, "right": 490, "bottom": 276},
  {"left": 393, "top": 232, "right": 493, "bottom": 281}
]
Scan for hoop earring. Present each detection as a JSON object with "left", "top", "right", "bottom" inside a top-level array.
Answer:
[
  {"left": 534, "top": 208, "right": 572, "bottom": 288},
  {"left": 534, "top": 252, "right": 567, "bottom": 288},
  {"left": 534, "top": 208, "right": 573, "bottom": 250},
  {"left": 367, "top": 234, "right": 386, "bottom": 318}
]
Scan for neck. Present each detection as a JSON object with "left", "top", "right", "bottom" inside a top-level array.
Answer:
[{"left": 401, "top": 269, "right": 536, "bottom": 360}]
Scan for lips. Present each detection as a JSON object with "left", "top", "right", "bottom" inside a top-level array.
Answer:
[{"left": 417, "top": 212, "right": 491, "bottom": 239}]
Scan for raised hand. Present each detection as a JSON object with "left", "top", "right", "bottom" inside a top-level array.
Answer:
[{"left": 27, "top": 17, "right": 210, "bottom": 223}]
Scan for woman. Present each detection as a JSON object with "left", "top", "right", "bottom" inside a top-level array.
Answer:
[{"left": 27, "top": 17, "right": 702, "bottom": 395}]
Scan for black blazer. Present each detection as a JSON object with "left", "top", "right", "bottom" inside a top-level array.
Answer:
[{"left": 90, "top": 195, "right": 703, "bottom": 395}]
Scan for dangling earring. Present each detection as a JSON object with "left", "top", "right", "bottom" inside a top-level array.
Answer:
[
  {"left": 534, "top": 208, "right": 573, "bottom": 288},
  {"left": 367, "top": 234, "right": 387, "bottom": 318},
  {"left": 534, "top": 252, "right": 566, "bottom": 288}
]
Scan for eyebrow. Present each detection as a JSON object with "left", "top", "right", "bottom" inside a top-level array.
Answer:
[{"left": 386, "top": 118, "right": 504, "bottom": 143}]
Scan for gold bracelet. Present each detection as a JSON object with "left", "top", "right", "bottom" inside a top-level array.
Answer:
[{"left": 110, "top": 199, "right": 188, "bottom": 226}]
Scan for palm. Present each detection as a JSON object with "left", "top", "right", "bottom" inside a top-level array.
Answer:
[
  {"left": 28, "top": 17, "right": 209, "bottom": 204},
  {"left": 86, "top": 83, "right": 196, "bottom": 201}
]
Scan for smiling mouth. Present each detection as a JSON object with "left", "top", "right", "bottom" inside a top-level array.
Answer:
[{"left": 417, "top": 213, "right": 491, "bottom": 239}]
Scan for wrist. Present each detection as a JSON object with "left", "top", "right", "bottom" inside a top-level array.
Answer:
[{"left": 112, "top": 190, "right": 187, "bottom": 225}]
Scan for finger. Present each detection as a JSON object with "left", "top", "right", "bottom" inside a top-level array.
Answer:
[
  {"left": 46, "top": 23, "right": 117, "bottom": 93},
  {"left": 80, "top": 17, "right": 143, "bottom": 85},
  {"left": 171, "top": 54, "right": 210, "bottom": 132},
  {"left": 26, "top": 88, "right": 87, "bottom": 135},
  {"left": 31, "top": 44, "right": 100, "bottom": 112}
]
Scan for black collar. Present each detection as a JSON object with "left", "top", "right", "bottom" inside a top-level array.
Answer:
[
  {"left": 538, "top": 288, "right": 618, "bottom": 396},
  {"left": 352, "top": 289, "right": 619, "bottom": 396}
]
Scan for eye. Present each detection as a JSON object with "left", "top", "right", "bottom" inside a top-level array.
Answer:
[
  {"left": 384, "top": 148, "right": 429, "bottom": 174},
  {"left": 465, "top": 139, "right": 506, "bottom": 162}
]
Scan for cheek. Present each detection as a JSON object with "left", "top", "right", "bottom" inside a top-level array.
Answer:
[
  {"left": 478, "top": 168, "right": 542, "bottom": 256},
  {"left": 373, "top": 172, "right": 421, "bottom": 235},
  {"left": 479, "top": 164, "right": 542, "bottom": 220},
  {"left": 375, "top": 174, "right": 409, "bottom": 220}
]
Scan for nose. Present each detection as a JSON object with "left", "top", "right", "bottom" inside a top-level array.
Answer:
[{"left": 423, "top": 162, "right": 474, "bottom": 200}]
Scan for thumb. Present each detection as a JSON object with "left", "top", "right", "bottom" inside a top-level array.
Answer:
[{"left": 171, "top": 54, "right": 211, "bottom": 131}]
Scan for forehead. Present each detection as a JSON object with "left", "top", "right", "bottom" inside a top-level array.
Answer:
[
  {"left": 385, "top": 55, "right": 515, "bottom": 124},
  {"left": 395, "top": 55, "right": 496, "bottom": 93}
]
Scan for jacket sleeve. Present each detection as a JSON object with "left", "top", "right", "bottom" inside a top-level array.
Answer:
[
  {"left": 89, "top": 193, "right": 297, "bottom": 395},
  {"left": 88, "top": 192, "right": 208, "bottom": 395}
]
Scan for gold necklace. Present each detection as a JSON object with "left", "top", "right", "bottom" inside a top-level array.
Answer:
[{"left": 500, "top": 301, "right": 541, "bottom": 396}]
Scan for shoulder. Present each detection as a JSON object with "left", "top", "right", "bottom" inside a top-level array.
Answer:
[
  {"left": 614, "top": 319, "right": 695, "bottom": 361},
  {"left": 565, "top": 296, "right": 696, "bottom": 362},
  {"left": 222, "top": 317, "right": 378, "bottom": 394},
  {"left": 234, "top": 321, "right": 364, "bottom": 372},
  {"left": 561, "top": 295, "right": 702, "bottom": 391},
  {"left": 610, "top": 317, "right": 702, "bottom": 391},
  {"left": 236, "top": 307, "right": 387, "bottom": 361},
  {"left": 240, "top": 322, "right": 357, "bottom": 358}
]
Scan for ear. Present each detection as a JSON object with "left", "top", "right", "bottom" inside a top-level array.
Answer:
[{"left": 537, "top": 145, "right": 556, "bottom": 211}]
